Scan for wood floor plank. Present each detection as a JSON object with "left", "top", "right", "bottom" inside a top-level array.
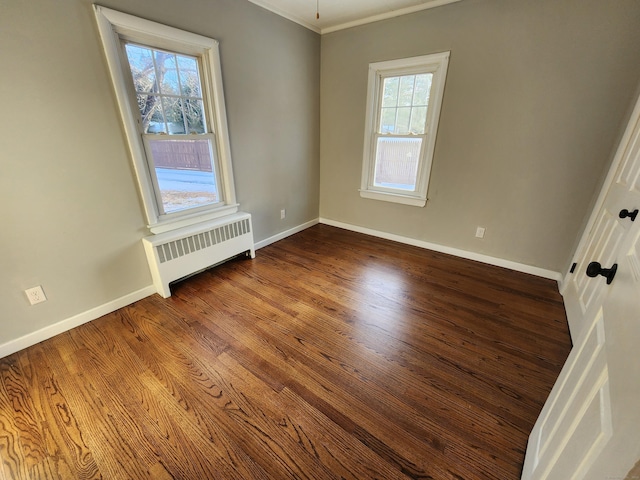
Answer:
[
  {"left": 16, "top": 347, "right": 99, "bottom": 480},
  {"left": 0, "top": 363, "right": 30, "bottom": 480},
  {"left": 0, "top": 225, "right": 572, "bottom": 479},
  {"left": 0, "top": 357, "right": 46, "bottom": 478},
  {"left": 39, "top": 339, "right": 157, "bottom": 480}
]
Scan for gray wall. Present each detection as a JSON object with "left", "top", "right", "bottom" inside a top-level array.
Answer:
[
  {"left": 0, "top": 0, "right": 320, "bottom": 346},
  {"left": 320, "top": 0, "right": 640, "bottom": 272}
]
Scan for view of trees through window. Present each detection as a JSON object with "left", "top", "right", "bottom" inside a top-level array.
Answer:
[{"left": 125, "top": 44, "right": 205, "bottom": 134}]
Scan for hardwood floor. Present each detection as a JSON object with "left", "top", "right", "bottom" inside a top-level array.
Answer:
[{"left": 0, "top": 225, "right": 572, "bottom": 479}]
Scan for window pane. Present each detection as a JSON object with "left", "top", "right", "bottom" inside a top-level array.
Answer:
[
  {"left": 125, "top": 45, "right": 157, "bottom": 93},
  {"left": 138, "top": 94, "right": 166, "bottom": 133},
  {"left": 382, "top": 77, "right": 399, "bottom": 107},
  {"left": 398, "top": 75, "right": 415, "bottom": 107},
  {"left": 148, "top": 139, "right": 219, "bottom": 213},
  {"left": 184, "top": 98, "right": 205, "bottom": 134},
  {"left": 162, "top": 97, "right": 186, "bottom": 134},
  {"left": 413, "top": 74, "right": 432, "bottom": 106},
  {"left": 409, "top": 106, "right": 428, "bottom": 134},
  {"left": 380, "top": 108, "right": 397, "bottom": 133},
  {"left": 395, "top": 107, "right": 411, "bottom": 134},
  {"left": 154, "top": 51, "right": 180, "bottom": 95},
  {"left": 379, "top": 73, "right": 433, "bottom": 135},
  {"left": 373, "top": 137, "right": 422, "bottom": 191},
  {"left": 177, "top": 55, "right": 202, "bottom": 97},
  {"left": 125, "top": 44, "right": 209, "bottom": 137}
]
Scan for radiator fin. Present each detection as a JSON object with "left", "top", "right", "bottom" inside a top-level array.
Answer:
[{"left": 155, "top": 218, "right": 251, "bottom": 264}]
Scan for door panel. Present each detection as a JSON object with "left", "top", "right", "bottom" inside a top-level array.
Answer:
[
  {"left": 546, "top": 374, "right": 611, "bottom": 480},
  {"left": 522, "top": 313, "right": 612, "bottom": 480},
  {"left": 616, "top": 120, "right": 640, "bottom": 188},
  {"left": 627, "top": 229, "right": 640, "bottom": 282},
  {"left": 537, "top": 313, "right": 606, "bottom": 456}
]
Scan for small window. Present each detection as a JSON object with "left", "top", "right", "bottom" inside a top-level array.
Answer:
[
  {"left": 360, "top": 52, "right": 450, "bottom": 207},
  {"left": 94, "top": 6, "right": 238, "bottom": 233}
]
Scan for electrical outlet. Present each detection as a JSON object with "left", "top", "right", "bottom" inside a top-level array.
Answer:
[
  {"left": 280, "top": 209, "right": 286, "bottom": 220},
  {"left": 475, "top": 226, "right": 486, "bottom": 239},
  {"left": 25, "top": 286, "right": 47, "bottom": 305}
]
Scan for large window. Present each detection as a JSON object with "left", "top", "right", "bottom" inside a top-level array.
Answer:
[
  {"left": 94, "top": 6, "right": 238, "bottom": 233},
  {"left": 360, "top": 52, "right": 450, "bottom": 207}
]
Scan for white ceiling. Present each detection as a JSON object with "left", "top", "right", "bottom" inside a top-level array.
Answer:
[{"left": 247, "top": 0, "right": 464, "bottom": 34}]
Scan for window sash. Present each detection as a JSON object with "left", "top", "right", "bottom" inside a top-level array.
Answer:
[
  {"left": 377, "top": 73, "right": 432, "bottom": 136},
  {"left": 370, "top": 133, "right": 426, "bottom": 193},
  {"left": 123, "top": 42, "right": 209, "bottom": 136},
  {"left": 142, "top": 134, "right": 223, "bottom": 216}
]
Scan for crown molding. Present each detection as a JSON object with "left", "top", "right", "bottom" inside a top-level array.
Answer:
[
  {"left": 247, "top": 0, "right": 464, "bottom": 35},
  {"left": 322, "top": 0, "right": 464, "bottom": 34}
]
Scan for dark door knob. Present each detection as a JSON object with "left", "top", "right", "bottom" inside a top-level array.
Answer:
[
  {"left": 619, "top": 209, "right": 638, "bottom": 221},
  {"left": 586, "top": 261, "right": 617, "bottom": 284}
]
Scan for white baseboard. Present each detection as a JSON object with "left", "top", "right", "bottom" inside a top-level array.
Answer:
[
  {"left": 319, "top": 218, "right": 562, "bottom": 282},
  {"left": 254, "top": 218, "right": 319, "bottom": 250},
  {"left": 0, "top": 285, "right": 156, "bottom": 359}
]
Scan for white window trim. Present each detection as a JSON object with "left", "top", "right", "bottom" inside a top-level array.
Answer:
[
  {"left": 360, "top": 52, "right": 450, "bottom": 207},
  {"left": 94, "top": 5, "right": 238, "bottom": 234}
]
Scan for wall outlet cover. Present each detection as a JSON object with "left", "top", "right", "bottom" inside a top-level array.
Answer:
[{"left": 25, "top": 285, "right": 47, "bottom": 305}]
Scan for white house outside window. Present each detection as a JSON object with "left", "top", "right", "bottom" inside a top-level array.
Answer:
[
  {"left": 360, "top": 52, "right": 450, "bottom": 207},
  {"left": 94, "top": 6, "right": 238, "bottom": 234}
]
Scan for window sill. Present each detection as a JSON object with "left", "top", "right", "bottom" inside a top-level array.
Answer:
[
  {"left": 148, "top": 203, "right": 239, "bottom": 234},
  {"left": 359, "top": 189, "right": 426, "bottom": 207}
]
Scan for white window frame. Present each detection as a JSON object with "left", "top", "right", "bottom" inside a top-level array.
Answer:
[
  {"left": 94, "top": 6, "right": 238, "bottom": 234},
  {"left": 360, "top": 52, "right": 450, "bottom": 207}
]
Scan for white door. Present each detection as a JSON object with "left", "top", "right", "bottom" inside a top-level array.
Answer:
[{"left": 522, "top": 95, "right": 640, "bottom": 479}]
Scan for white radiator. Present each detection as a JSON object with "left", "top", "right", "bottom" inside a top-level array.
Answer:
[{"left": 142, "top": 212, "right": 255, "bottom": 298}]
